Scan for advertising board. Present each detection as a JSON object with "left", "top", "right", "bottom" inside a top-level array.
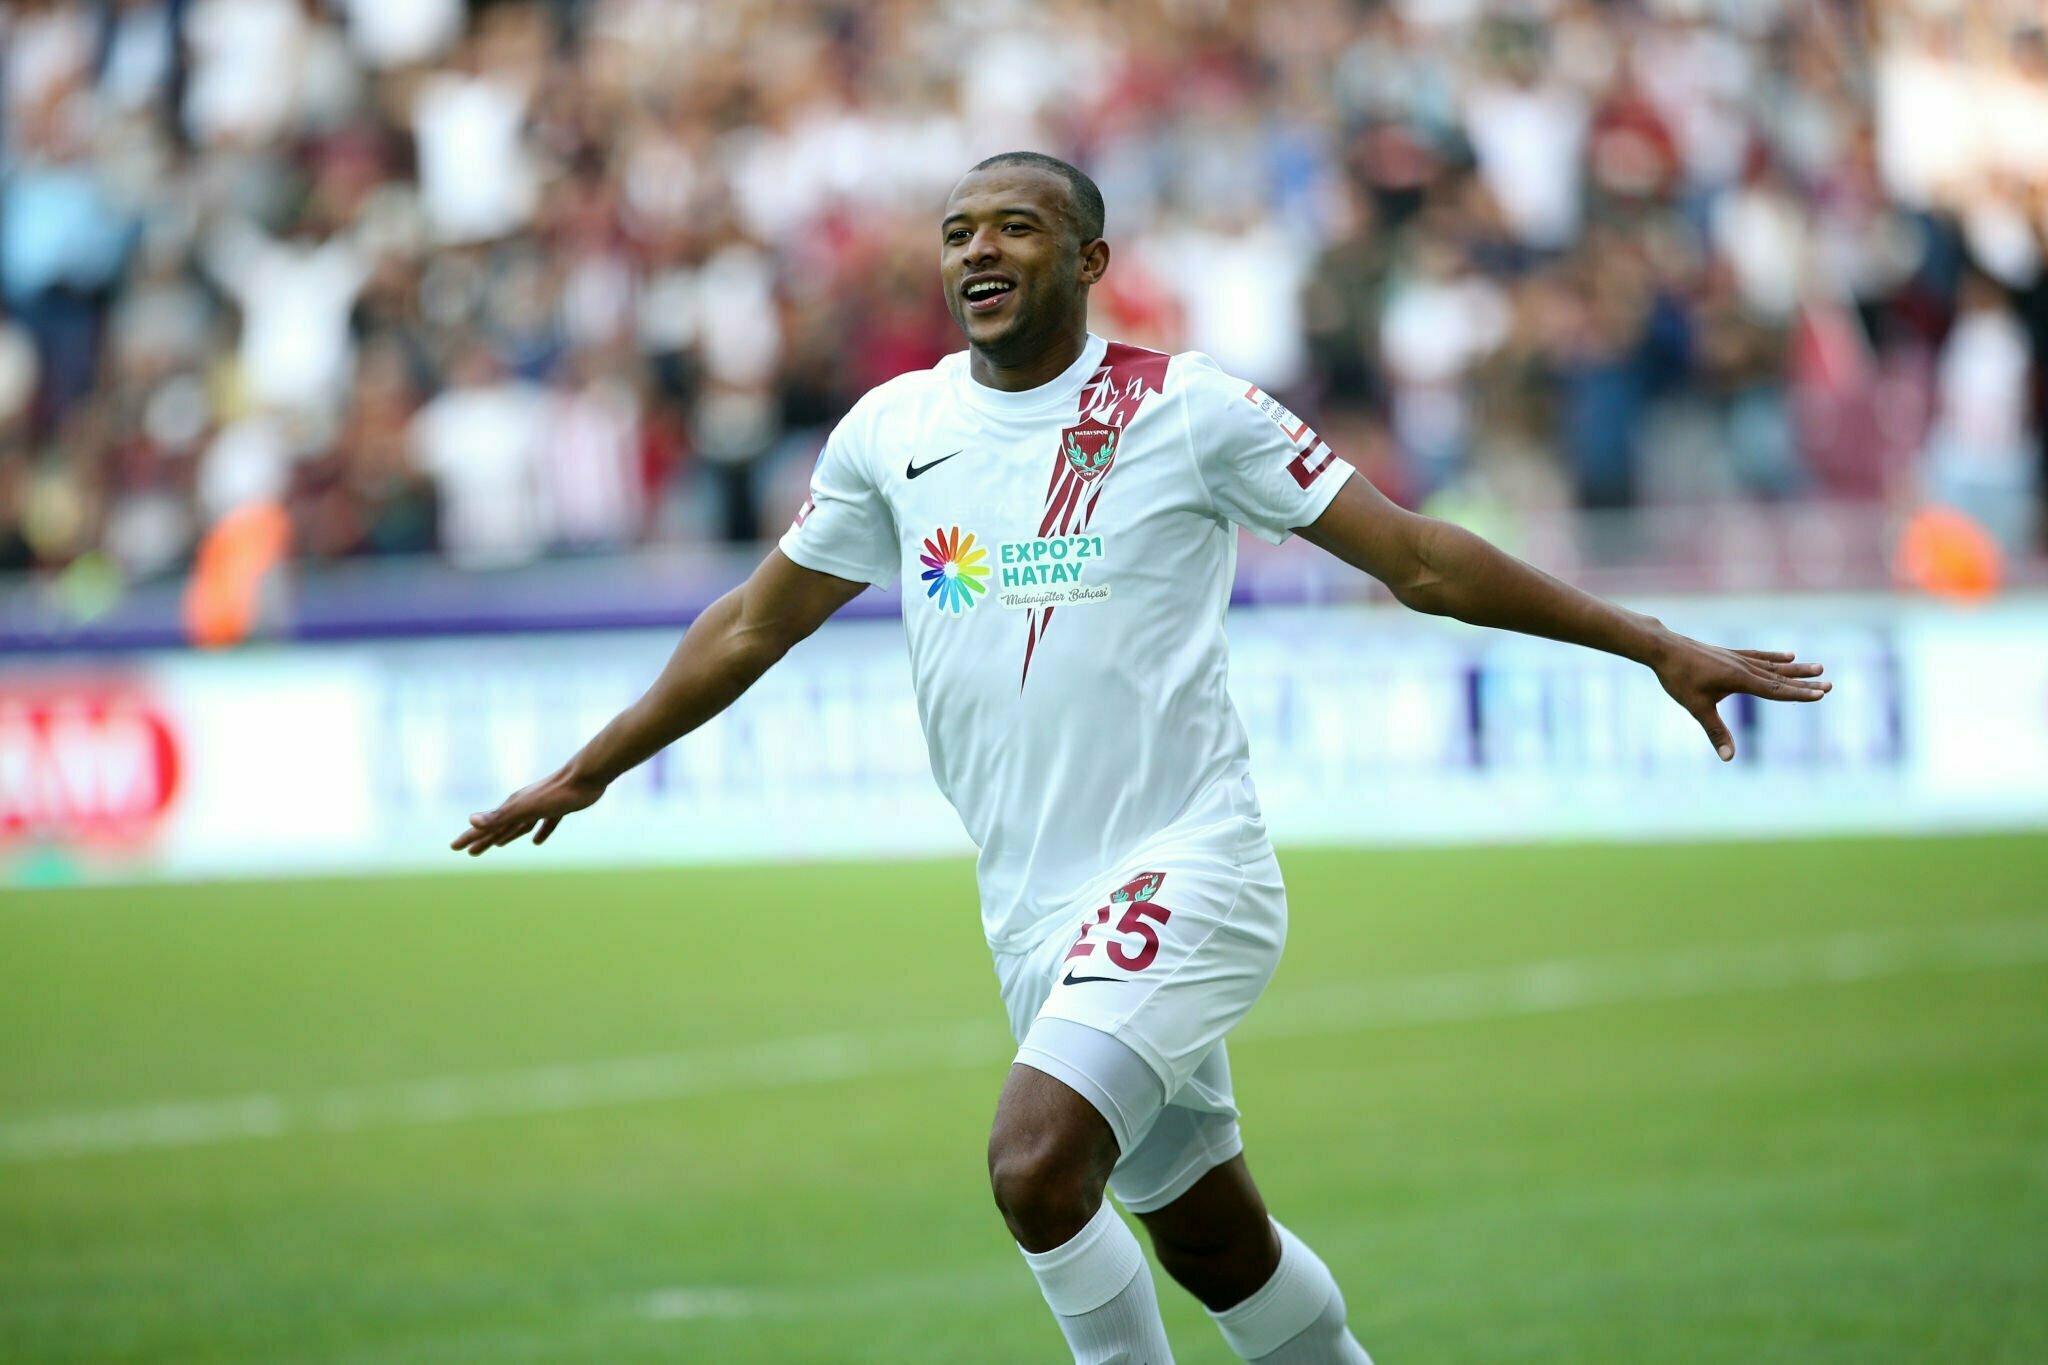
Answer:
[{"left": 3, "top": 596, "right": 2042, "bottom": 887}]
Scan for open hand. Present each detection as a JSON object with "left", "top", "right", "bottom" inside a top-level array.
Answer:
[
  {"left": 1651, "top": 636, "right": 1830, "bottom": 761},
  {"left": 450, "top": 766, "right": 608, "bottom": 857}
]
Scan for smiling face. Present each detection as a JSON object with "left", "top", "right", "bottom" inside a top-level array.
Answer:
[{"left": 939, "top": 164, "right": 1108, "bottom": 375}]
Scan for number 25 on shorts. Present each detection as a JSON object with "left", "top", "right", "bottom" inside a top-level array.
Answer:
[{"left": 1065, "top": 872, "right": 1172, "bottom": 972}]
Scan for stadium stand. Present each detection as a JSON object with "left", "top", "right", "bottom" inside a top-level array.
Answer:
[{"left": 1, "top": 0, "right": 2044, "bottom": 614}]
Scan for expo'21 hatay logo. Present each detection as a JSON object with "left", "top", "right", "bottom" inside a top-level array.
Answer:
[{"left": 921, "top": 525, "right": 988, "bottom": 613}]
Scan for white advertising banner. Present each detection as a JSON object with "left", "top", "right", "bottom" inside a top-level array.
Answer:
[{"left": 3, "top": 595, "right": 2043, "bottom": 887}]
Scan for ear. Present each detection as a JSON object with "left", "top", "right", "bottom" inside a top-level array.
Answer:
[{"left": 1078, "top": 237, "right": 1110, "bottom": 287}]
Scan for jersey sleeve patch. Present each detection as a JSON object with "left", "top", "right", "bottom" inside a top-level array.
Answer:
[{"left": 1242, "top": 383, "right": 1338, "bottom": 489}]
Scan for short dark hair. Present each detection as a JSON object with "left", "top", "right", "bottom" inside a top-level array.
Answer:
[{"left": 967, "top": 151, "right": 1106, "bottom": 244}]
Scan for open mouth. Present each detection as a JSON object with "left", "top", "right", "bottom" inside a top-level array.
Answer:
[{"left": 963, "top": 276, "right": 1017, "bottom": 314}]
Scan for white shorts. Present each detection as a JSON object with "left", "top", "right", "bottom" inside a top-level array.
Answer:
[{"left": 992, "top": 840, "right": 1288, "bottom": 1212}]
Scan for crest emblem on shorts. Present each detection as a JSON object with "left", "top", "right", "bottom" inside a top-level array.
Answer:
[
  {"left": 1111, "top": 872, "right": 1165, "bottom": 904},
  {"left": 1061, "top": 423, "right": 1119, "bottom": 481}
]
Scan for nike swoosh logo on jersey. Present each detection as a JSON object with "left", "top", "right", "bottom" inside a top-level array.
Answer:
[
  {"left": 1061, "top": 968, "right": 1123, "bottom": 986},
  {"left": 905, "top": 450, "right": 963, "bottom": 479}
]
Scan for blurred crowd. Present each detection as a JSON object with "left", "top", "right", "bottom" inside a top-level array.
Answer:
[{"left": 2, "top": 0, "right": 2046, "bottom": 585}]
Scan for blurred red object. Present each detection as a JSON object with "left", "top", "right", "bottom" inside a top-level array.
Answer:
[
  {"left": 183, "top": 502, "right": 292, "bottom": 647},
  {"left": 1897, "top": 504, "right": 2003, "bottom": 602}
]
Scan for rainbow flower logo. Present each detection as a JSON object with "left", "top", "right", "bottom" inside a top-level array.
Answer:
[{"left": 920, "top": 525, "right": 988, "bottom": 613}]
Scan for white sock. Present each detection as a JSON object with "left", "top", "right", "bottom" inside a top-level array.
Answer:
[
  {"left": 1019, "top": 1200, "right": 1177, "bottom": 1364},
  {"left": 1209, "top": 1221, "right": 1371, "bottom": 1364}
]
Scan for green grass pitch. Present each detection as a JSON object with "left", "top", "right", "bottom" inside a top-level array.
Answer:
[{"left": 3, "top": 833, "right": 2045, "bottom": 1363}]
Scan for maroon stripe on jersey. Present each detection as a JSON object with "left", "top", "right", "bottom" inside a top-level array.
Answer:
[
  {"left": 1083, "top": 478, "right": 1110, "bottom": 525},
  {"left": 1039, "top": 468, "right": 1083, "bottom": 538},
  {"left": 1045, "top": 453, "right": 1068, "bottom": 503},
  {"left": 1019, "top": 343, "right": 1170, "bottom": 689}
]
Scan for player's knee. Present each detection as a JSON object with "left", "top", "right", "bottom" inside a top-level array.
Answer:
[{"left": 987, "top": 1126, "right": 1108, "bottom": 1250}]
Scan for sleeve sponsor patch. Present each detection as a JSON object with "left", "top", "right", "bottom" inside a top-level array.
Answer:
[{"left": 1243, "top": 384, "right": 1338, "bottom": 489}]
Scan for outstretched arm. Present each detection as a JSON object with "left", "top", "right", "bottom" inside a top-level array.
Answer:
[
  {"left": 451, "top": 550, "right": 868, "bottom": 856},
  {"left": 1296, "top": 476, "right": 1830, "bottom": 760}
]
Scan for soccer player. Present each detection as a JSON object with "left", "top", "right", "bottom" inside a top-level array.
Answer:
[{"left": 453, "top": 152, "right": 1831, "bottom": 1364}]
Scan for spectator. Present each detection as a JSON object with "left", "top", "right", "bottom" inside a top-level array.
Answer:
[
  {"left": 1379, "top": 237, "right": 1510, "bottom": 497},
  {"left": 544, "top": 355, "right": 642, "bottom": 553},
  {"left": 411, "top": 22, "right": 542, "bottom": 246},
  {"left": 1925, "top": 270, "right": 2039, "bottom": 552},
  {"left": 182, "top": 0, "right": 316, "bottom": 148},
  {"left": 1462, "top": 29, "right": 1589, "bottom": 253},
  {"left": 1140, "top": 204, "right": 1316, "bottom": 396},
  {"left": 203, "top": 212, "right": 373, "bottom": 418},
  {"left": 340, "top": 0, "right": 463, "bottom": 72},
  {"left": 98, "top": 0, "right": 181, "bottom": 117},
  {"left": 409, "top": 345, "right": 548, "bottom": 569},
  {"left": 4, "top": 2, "right": 97, "bottom": 156},
  {"left": 0, "top": 108, "right": 134, "bottom": 433}
]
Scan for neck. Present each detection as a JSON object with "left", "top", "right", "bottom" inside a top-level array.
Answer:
[{"left": 968, "top": 320, "right": 1089, "bottom": 393}]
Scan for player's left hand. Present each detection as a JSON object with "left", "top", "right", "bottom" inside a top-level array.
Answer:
[
  {"left": 450, "top": 765, "right": 607, "bottom": 856},
  {"left": 1650, "top": 636, "right": 1830, "bottom": 762}
]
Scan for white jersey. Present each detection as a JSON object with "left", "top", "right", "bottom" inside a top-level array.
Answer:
[{"left": 779, "top": 334, "right": 1353, "bottom": 951}]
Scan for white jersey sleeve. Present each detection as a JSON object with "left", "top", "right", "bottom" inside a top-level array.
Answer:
[
  {"left": 778, "top": 404, "right": 899, "bottom": 586},
  {"left": 1178, "top": 352, "right": 1354, "bottom": 544}
]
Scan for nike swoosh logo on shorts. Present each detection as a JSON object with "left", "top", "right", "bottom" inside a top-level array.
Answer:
[
  {"left": 1062, "top": 968, "right": 1122, "bottom": 986},
  {"left": 905, "top": 450, "right": 963, "bottom": 479}
]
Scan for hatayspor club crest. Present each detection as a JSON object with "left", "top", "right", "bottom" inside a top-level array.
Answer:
[{"left": 1062, "top": 423, "right": 1119, "bottom": 481}]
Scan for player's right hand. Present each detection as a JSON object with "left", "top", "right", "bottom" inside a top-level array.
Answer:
[{"left": 450, "top": 766, "right": 608, "bottom": 856}]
